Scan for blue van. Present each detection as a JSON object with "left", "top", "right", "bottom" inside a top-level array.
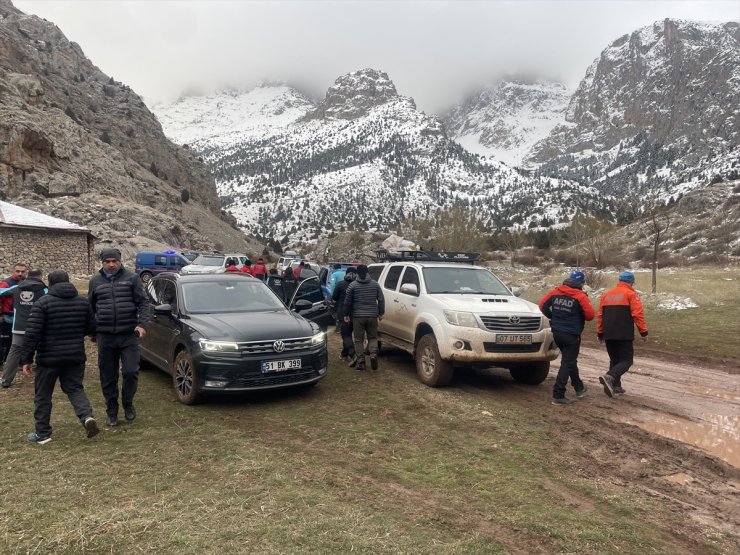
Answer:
[{"left": 135, "top": 251, "right": 191, "bottom": 284}]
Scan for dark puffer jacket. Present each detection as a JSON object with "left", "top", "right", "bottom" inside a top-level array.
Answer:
[
  {"left": 88, "top": 266, "right": 150, "bottom": 334},
  {"left": 344, "top": 277, "right": 385, "bottom": 318},
  {"left": 21, "top": 282, "right": 96, "bottom": 366}
]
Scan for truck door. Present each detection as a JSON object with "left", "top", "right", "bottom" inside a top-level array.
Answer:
[
  {"left": 395, "top": 266, "right": 420, "bottom": 344},
  {"left": 379, "top": 265, "right": 403, "bottom": 340}
]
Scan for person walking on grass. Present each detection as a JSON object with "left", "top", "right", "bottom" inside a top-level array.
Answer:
[
  {"left": 0, "top": 263, "right": 28, "bottom": 364},
  {"left": 88, "top": 248, "right": 150, "bottom": 427},
  {"left": 597, "top": 271, "right": 648, "bottom": 398},
  {"left": 0, "top": 269, "right": 48, "bottom": 388},
  {"left": 343, "top": 265, "right": 384, "bottom": 371},
  {"left": 539, "top": 270, "right": 595, "bottom": 405},
  {"left": 331, "top": 267, "right": 357, "bottom": 362},
  {"left": 21, "top": 270, "right": 99, "bottom": 444}
]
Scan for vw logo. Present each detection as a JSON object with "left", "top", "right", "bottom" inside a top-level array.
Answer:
[
  {"left": 508, "top": 315, "right": 521, "bottom": 325},
  {"left": 273, "top": 340, "right": 286, "bottom": 352}
]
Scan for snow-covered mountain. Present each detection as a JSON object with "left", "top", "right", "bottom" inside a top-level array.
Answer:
[
  {"left": 153, "top": 83, "right": 314, "bottom": 147},
  {"left": 527, "top": 19, "right": 740, "bottom": 212},
  {"left": 155, "top": 69, "right": 608, "bottom": 244},
  {"left": 442, "top": 79, "right": 571, "bottom": 167}
]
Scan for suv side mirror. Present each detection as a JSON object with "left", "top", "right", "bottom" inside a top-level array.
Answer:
[
  {"left": 509, "top": 287, "right": 521, "bottom": 297},
  {"left": 154, "top": 303, "right": 173, "bottom": 315},
  {"left": 294, "top": 299, "right": 312, "bottom": 312},
  {"left": 400, "top": 283, "right": 418, "bottom": 296}
]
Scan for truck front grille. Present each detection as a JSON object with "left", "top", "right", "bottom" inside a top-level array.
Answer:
[{"left": 479, "top": 316, "right": 541, "bottom": 332}]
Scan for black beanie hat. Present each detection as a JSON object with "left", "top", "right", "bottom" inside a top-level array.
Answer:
[{"left": 100, "top": 248, "right": 122, "bottom": 262}]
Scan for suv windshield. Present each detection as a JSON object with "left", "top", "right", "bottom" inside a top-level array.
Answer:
[
  {"left": 182, "top": 280, "right": 287, "bottom": 313},
  {"left": 191, "top": 255, "right": 224, "bottom": 267},
  {"left": 423, "top": 267, "right": 512, "bottom": 295}
]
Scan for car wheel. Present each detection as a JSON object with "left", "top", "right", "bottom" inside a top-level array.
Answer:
[
  {"left": 140, "top": 271, "right": 153, "bottom": 284},
  {"left": 173, "top": 350, "right": 200, "bottom": 404},
  {"left": 509, "top": 362, "right": 550, "bottom": 385},
  {"left": 415, "top": 334, "right": 453, "bottom": 387}
]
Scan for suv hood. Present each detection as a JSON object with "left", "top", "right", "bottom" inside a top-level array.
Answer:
[
  {"left": 433, "top": 294, "right": 541, "bottom": 315},
  {"left": 182, "top": 264, "right": 221, "bottom": 274},
  {"left": 187, "top": 310, "right": 317, "bottom": 342}
]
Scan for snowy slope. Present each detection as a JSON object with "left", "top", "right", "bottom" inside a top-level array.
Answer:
[{"left": 443, "top": 79, "right": 571, "bottom": 167}]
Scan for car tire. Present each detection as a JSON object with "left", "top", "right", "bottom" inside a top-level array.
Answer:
[
  {"left": 509, "top": 362, "right": 550, "bottom": 385},
  {"left": 139, "top": 271, "right": 153, "bottom": 285},
  {"left": 173, "top": 350, "right": 200, "bottom": 404},
  {"left": 415, "top": 334, "right": 453, "bottom": 387}
]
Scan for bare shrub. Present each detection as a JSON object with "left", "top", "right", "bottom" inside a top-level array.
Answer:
[
  {"left": 512, "top": 252, "right": 541, "bottom": 267},
  {"left": 553, "top": 249, "right": 579, "bottom": 266},
  {"left": 583, "top": 269, "right": 606, "bottom": 290},
  {"left": 688, "top": 253, "right": 731, "bottom": 266},
  {"left": 538, "top": 261, "right": 558, "bottom": 275}
]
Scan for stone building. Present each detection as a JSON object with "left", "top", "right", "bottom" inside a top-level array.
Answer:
[{"left": 0, "top": 201, "right": 93, "bottom": 276}]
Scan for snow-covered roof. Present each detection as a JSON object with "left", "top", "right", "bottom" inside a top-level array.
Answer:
[{"left": 0, "top": 201, "right": 88, "bottom": 232}]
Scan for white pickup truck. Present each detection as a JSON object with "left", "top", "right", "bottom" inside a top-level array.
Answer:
[{"left": 369, "top": 255, "right": 559, "bottom": 387}]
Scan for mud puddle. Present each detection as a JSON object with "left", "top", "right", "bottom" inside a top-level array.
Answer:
[{"left": 619, "top": 411, "right": 740, "bottom": 468}]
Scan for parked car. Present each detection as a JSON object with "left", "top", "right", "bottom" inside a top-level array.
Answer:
[
  {"left": 370, "top": 251, "right": 558, "bottom": 387},
  {"left": 140, "top": 273, "right": 329, "bottom": 404},
  {"left": 180, "top": 253, "right": 249, "bottom": 275},
  {"left": 275, "top": 251, "right": 300, "bottom": 274},
  {"left": 134, "top": 250, "right": 191, "bottom": 284},
  {"left": 317, "top": 262, "right": 361, "bottom": 301}
]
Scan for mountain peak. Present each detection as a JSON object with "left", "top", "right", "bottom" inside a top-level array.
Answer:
[{"left": 306, "top": 68, "right": 400, "bottom": 120}]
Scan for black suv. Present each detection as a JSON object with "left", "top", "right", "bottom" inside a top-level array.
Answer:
[{"left": 140, "top": 273, "right": 329, "bottom": 404}]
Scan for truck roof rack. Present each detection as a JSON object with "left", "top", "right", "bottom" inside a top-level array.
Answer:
[{"left": 375, "top": 249, "right": 479, "bottom": 264}]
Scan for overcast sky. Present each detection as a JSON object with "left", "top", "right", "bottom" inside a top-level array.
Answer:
[{"left": 13, "top": 0, "right": 740, "bottom": 113}]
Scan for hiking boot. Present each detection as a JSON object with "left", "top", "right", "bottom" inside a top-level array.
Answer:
[
  {"left": 106, "top": 415, "right": 119, "bottom": 428},
  {"left": 613, "top": 386, "right": 626, "bottom": 396},
  {"left": 370, "top": 354, "right": 378, "bottom": 370},
  {"left": 124, "top": 405, "right": 136, "bottom": 422},
  {"left": 83, "top": 417, "right": 100, "bottom": 438},
  {"left": 599, "top": 374, "right": 614, "bottom": 398},
  {"left": 1, "top": 381, "right": 10, "bottom": 388},
  {"left": 551, "top": 397, "right": 575, "bottom": 406},
  {"left": 356, "top": 362, "right": 366, "bottom": 371},
  {"left": 348, "top": 356, "right": 359, "bottom": 368},
  {"left": 26, "top": 432, "right": 52, "bottom": 445},
  {"left": 575, "top": 385, "right": 588, "bottom": 399}
]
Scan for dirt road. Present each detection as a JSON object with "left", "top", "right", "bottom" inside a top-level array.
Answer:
[{"left": 380, "top": 343, "right": 740, "bottom": 544}]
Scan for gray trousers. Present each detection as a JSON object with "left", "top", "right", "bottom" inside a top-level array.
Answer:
[
  {"left": 353, "top": 317, "right": 379, "bottom": 360},
  {"left": 34, "top": 363, "right": 93, "bottom": 437},
  {"left": 2, "top": 333, "right": 23, "bottom": 385}
]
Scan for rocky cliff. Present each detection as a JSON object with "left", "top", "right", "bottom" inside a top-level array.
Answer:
[{"left": 0, "top": 0, "right": 256, "bottom": 257}]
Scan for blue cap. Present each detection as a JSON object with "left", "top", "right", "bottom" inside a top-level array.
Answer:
[
  {"left": 618, "top": 271, "right": 635, "bottom": 284},
  {"left": 569, "top": 270, "right": 586, "bottom": 284}
]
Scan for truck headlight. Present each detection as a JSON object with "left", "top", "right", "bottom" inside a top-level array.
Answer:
[
  {"left": 443, "top": 310, "right": 478, "bottom": 328},
  {"left": 199, "top": 339, "right": 239, "bottom": 352}
]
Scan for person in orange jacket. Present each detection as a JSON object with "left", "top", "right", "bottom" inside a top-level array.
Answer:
[
  {"left": 240, "top": 260, "right": 253, "bottom": 275},
  {"left": 224, "top": 258, "right": 240, "bottom": 273},
  {"left": 539, "top": 270, "right": 595, "bottom": 405},
  {"left": 597, "top": 271, "right": 648, "bottom": 398}
]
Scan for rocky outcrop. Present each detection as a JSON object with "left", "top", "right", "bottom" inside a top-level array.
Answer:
[
  {"left": 304, "top": 68, "right": 404, "bottom": 121},
  {"left": 527, "top": 19, "right": 740, "bottom": 205},
  {"left": 0, "top": 0, "right": 256, "bottom": 254}
]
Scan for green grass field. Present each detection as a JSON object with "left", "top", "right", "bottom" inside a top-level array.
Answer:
[{"left": 0, "top": 338, "right": 732, "bottom": 554}]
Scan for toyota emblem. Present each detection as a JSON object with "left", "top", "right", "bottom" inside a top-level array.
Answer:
[
  {"left": 508, "top": 315, "right": 521, "bottom": 325},
  {"left": 273, "top": 340, "right": 286, "bottom": 352}
]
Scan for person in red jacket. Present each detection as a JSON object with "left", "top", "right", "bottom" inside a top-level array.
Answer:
[
  {"left": 1, "top": 263, "right": 28, "bottom": 364},
  {"left": 224, "top": 258, "right": 240, "bottom": 273},
  {"left": 252, "top": 258, "right": 267, "bottom": 281},
  {"left": 293, "top": 261, "right": 304, "bottom": 279},
  {"left": 240, "top": 260, "right": 253, "bottom": 275},
  {"left": 540, "top": 270, "right": 595, "bottom": 405},
  {"left": 597, "top": 271, "right": 648, "bottom": 398}
]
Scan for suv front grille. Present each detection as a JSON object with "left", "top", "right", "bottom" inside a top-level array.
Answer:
[
  {"left": 238, "top": 337, "right": 315, "bottom": 354},
  {"left": 479, "top": 316, "right": 541, "bottom": 332},
  {"left": 231, "top": 368, "right": 319, "bottom": 388}
]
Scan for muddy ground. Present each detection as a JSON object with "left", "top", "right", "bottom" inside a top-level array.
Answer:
[{"left": 379, "top": 342, "right": 740, "bottom": 547}]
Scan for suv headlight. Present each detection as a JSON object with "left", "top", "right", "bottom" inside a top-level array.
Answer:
[
  {"left": 443, "top": 310, "right": 478, "bottom": 328},
  {"left": 199, "top": 339, "right": 239, "bottom": 352},
  {"left": 311, "top": 331, "right": 327, "bottom": 346}
]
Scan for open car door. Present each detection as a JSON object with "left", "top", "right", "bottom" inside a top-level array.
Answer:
[{"left": 288, "top": 276, "right": 332, "bottom": 328}]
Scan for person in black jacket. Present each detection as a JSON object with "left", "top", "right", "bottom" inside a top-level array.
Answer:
[
  {"left": 331, "top": 267, "right": 357, "bottom": 362},
  {"left": 343, "top": 265, "right": 385, "bottom": 371},
  {"left": 21, "top": 270, "right": 99, "bottom": 444},
  {"left": 88, "top": 248, "right": 150, "bottom": 427},
  {"left": 0, "top": 269, "right": 48, "bottom": 387}
]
